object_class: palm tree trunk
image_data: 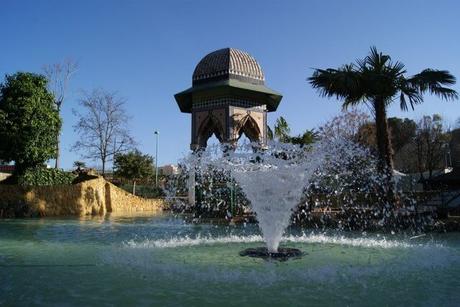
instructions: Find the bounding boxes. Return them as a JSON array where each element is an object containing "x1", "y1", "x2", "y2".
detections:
[
  {"x1": 374, "y1": 99, "x2": 396, "y2": 210},
  {"x1": 374, "y1": 99, "x2": 394, "y2": 174}
]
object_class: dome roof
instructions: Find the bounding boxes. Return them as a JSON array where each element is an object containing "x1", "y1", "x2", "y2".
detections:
[
  {"x1": 175, "y1": 48, "x2": 282, "y2": 114},
  {"x1": 192, "y1": 48, "x2": 265, "y2": 85}
]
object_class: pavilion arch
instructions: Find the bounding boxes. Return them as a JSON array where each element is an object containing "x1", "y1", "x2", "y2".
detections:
[
  {"x1": 196, "y1": 114, "x2": 225, "y2": 149},
  {"x1": 234, "y1": 114, "x2": 262, "y2": 144}
]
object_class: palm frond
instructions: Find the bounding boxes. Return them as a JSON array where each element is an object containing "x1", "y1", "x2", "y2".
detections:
[
  {"x1": 408, "y1": 69, "x2": 458, "y2": 100},
  {"x1": 399, "y1": 92, "x2": 408, "y2": 111},
  {"x1": 386, "y1": 61, "x2": 406, "y2": 77},
  {"x1": 398, "y1": 80, "x2": 423, "y2": 111},
  {"x1": 355, "y1": 58, "x2": 367, "y2": 70},
  {"x1": 309, "y1": 65, "x2": 364, "y2": 104},
  {"x1": 342, "y1": 96, "x2": 366, "y2": 110},
  {"x1": 365, "y1": 46, "x2": 391, "y2": 72},
  {"x1": 429, "y1": 86, "x2": 459, "y2": 100}
]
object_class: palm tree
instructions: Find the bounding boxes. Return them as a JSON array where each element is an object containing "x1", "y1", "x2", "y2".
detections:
[
  {"x1": 309, "y1": 47, "x2": 458, "y2": 176},
  {"x1": 274, "y1": 116, "x2": 291, "y2": 143}
]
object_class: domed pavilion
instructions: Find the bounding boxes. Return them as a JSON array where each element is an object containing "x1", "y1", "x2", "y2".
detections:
[{"x1": 174, "y1": 48, "x2": 282, "y2": 150}]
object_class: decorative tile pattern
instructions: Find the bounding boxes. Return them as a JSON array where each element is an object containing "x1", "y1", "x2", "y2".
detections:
[
  {"x1": 192, "y1": 48, "x2": 265, "y2": 83},
  {"x1": 192, "y1": 97, "x2": 267, "y2": 110}
]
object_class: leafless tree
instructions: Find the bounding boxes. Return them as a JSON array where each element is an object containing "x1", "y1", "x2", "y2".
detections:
[
  {"x1": 43, "y1": 58, "x2": 79, "y2": 168},
  {"x1": 319, "y1": 108, "x2": 371, "y2": 142},
  {"x1": 72, "y1": 89, "x2": 135, "y2": 175},
  {"x1": 413, "y1": 114, "x2": 450, "y2": 180}
]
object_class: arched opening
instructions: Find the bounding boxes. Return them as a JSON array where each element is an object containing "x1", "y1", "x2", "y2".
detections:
[
  {"x1": 196, "y1": 115, "x2": 225, "y2": 149},
  {"x1": 236, "y1": 115, "x2": 261, "y2": 144}
]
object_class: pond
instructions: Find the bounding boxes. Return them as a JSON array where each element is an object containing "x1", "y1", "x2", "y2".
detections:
[{"x1": 1, "y1": 214, "x2": 459, "y2": 306}]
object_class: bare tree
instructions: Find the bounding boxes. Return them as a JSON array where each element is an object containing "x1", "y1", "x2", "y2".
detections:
[
  {"x1": 319, "y1": 109, "x2": 371, "y2": 142},
  {"x1": 43, "y1": 58, "x2": 78, "y2": 168},
  {"x1": 72, "y1": 89, "x2": 135, "y2": 175},
  {"x1": 413, "y1": 114, "x2": 450, "y2": 180}
]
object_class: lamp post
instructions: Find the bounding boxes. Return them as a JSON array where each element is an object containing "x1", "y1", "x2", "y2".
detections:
[{"x1": 154, "y1": 130, "x2": 159, "y2": 187}]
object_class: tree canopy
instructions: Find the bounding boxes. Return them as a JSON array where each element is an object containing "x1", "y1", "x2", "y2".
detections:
[
  {"x1": 273, "y1": 116, "x2": 291, "y2": 143},
  {"x1": 289, "y1": 130, "x2": 319, "y2": 146},
  {"x1": 271, "y1": 116, "x2": 318, "y2": 146},
  {"x1": 114, "y1": 150, "x2": 155, "y2": 182},
  {"x1": 0, "y1": 72, "x2": 61, "y2": 176}
]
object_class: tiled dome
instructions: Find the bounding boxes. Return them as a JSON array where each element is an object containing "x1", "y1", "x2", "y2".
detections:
[{"x1": 192, "y1": 48, "x2": 265, "y2": 85}]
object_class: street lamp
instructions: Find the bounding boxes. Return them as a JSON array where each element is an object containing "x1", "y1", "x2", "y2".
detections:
[{"x1": 154, "y1": 130, "x2": 159, "y2": 187}]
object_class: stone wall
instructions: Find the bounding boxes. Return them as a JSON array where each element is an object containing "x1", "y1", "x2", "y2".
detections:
[{"x1": 0, "y1": 177, "x2": 164, "y2": 218}]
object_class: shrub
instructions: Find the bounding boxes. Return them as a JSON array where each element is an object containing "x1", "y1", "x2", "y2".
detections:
[{"x1": 18, "y1": 167, "x2": 76, "y2": 186}]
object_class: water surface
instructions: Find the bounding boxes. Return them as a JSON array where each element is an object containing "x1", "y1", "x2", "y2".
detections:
[{"x1": 1, "y1": 214, "x2": 459, "y2": 306}]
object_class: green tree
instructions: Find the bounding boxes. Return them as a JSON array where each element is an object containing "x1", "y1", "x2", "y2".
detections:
[
  {"x1": 270, "y1": 116, "x2": 318, "y2": 146},
  {"x1": 309, "y1": 47, "x2": 458, "y2": 176},
  {"x1": 274, "y1": 116, "x2": 291, "y2": 143},
  {"x1": 0, "y1": 72, "x2": 61, "y2": 177},
  {"x1": 113, "y1": 150, "x2": 155, "y2": 195},
  {"x1": 290, "y1": 129, "x2": 319, "y2": 146}
]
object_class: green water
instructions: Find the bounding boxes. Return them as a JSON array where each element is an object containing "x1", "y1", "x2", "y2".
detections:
[{"x1": 1, "y1": 214, "x2": 459, "y2": 306}]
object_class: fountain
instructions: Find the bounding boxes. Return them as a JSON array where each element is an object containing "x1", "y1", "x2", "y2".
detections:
[
  {"x1": 173, "y1": 137, "x2": 417, "y2": 260},
  {"x1": 226, "y1": 143, "x2": 325, "y2": 259},
  {"x1": 3, "y1": 139, "x2": 459, "y2": 306},
  {"x1": 181, "y1": 141, "x2": 337, "y2": 260}
]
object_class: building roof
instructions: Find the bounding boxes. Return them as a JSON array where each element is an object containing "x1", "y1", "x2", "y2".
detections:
[
  {"x1": 175, "y1": 78, "x2": 282, "y2": 113},
  {"x1": 192, "y1": 48, "x2": 265, "y2": 85},
  {"x1": 175, "y1": 48, "x2": 282, "y2": 113}
]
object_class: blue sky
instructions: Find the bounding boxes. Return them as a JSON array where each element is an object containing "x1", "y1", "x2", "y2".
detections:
[{"x1": 1, "y1": 0, "x2": 460, "y2": 169}]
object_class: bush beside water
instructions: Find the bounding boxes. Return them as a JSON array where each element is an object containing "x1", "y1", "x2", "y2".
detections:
[{"x1": 18, "y1": 168, "x2": 76, "y2": 186}]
